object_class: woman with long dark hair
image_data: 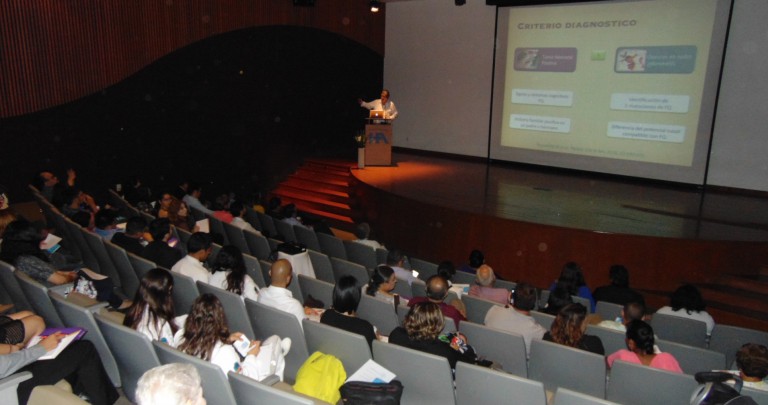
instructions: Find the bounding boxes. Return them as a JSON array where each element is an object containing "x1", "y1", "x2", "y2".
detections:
[
  {"x1": 208, "y1": 245, "x2": 259, "y2": 301},
  {"x1": 123, "y1": 268, "x2": 179, "y2": 343},
  {"x1": 549, "y1": 262, "x2": 595, "y2": 312},
  {"x1": 655, "y1": 284, "x2": 715, "y2": 336},
  {"x1": 544, "y1": 303, "x2": 604, "y2": 355},
  {"x1": 321, "y1": 275, "x2": 377, "y2": 347}
]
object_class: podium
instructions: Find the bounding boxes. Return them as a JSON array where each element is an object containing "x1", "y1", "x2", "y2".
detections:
[{"x1": 364, "y1": 122, "x2": 392, "y2": 166}]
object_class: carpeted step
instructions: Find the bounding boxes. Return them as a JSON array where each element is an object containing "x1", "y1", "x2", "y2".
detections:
[{"x1": 274, "y1": 184, "x2": 351, "y2": 206}]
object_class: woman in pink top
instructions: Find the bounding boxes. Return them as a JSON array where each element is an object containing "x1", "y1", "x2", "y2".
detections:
[{"x1": 607, "y1": 320, "x2": 683, "y2": 373}]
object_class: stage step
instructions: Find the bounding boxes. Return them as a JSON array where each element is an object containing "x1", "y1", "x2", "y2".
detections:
[
  {"x1": 274, "y1": 184, "x2": 351, "y2": 206},
  {"x1": 294, "y1": 168, "x2": 350, "y2": 186},
  {"x1": 282, "y1": 177, "x2": 351, "y2": 197}
]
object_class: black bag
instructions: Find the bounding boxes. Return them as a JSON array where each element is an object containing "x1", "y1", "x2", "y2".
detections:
[
  {"x1": 691, "y1": 372, "x2": 758, "y2": 405},
  {"x1": 340, "y1": 380, "x2": 403, "y2": 405}
]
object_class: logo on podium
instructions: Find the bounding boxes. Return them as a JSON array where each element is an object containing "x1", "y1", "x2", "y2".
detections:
[{"x1": 367, "y1": 132, "x2": 389, "y2": 144}]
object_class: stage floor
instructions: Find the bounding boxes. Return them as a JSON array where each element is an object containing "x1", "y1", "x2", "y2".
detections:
[{"x1": 352, "y1": 152, "x2": 768, "y2": 242}]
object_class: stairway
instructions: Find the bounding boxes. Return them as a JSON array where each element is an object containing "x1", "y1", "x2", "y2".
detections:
[
  {"x1": 694, "y1": 267, "x2": 768, "y2": 331},
  {"x1": 270, "y1": 158, "x2": 359, "y2": 234}
]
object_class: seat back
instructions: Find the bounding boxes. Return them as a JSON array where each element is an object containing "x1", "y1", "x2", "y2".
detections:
[
  {"x1": 152, "y1": 340, "x2": 237, "y2": 405},
  {"x1": 307, "y1": 250, "x2": 335, "y2": 284},
  {"x1": 530, "y1": 310, "x2": 555, "y2": 331},
  {"x1": 586, "y1": 325, "x2": 627, "y2": 356},
  {"x1": 410, "y1": 257, "x2": 438, "y2": 281},
  {"x1": 357, "y1": 294, "x2": 401, "y2": 336},
  {"x1": 0, "y1": 371, "x2": 33, "y2": 405},
  {"x1": 595, "y1": 301, "x2": 623, "y2": 322},
  {"x1": 528, "y1": 339, "x2": 606, "y2": 398},
  {"x1": 343, "y1": 240, "x2": 378, "y2": 270},
  {"x1": 330, "y1": 257, "x2": 369, "y2": 286},
  {"x1": 317, "y1": 232, "x2": 347, "y2": 260},
  {"x1": 242, "y1": 253, "x2": 267, "y2": 288},
  {"x1": 463, "y1": 295, "x2": 502, "y2": 324},
  {"x1": 294, "y1": 226, "x2": 321, "y2": 252},
  {"x1": 742, "y1": 386, "x2": 768, "y2": 405},
  {"x1": 571, "y1": 295, "x2": 592, "y2": 313},
  {"x1": 302, "y1": 319, "x2": 372, "y2": 374},
  {"x1": 227, "y1": 371, "x2": 313, "y2": 405},
  {"x1": 452, "y1": 271, "x2": 476, "y2": 284},
  {"x1": 495, "y1": 279, "x2": 517, "y2": 292},
  {"x1": 651, "y1": 312, "x2": 708, "y2": 348},
  {"x1": 255, "y1": 212, "x2": 278, "y2": 239},
  {"x1": 243, "y1": 207, "x2": 262, "y2": 231},
  {"x1": 196, "y1": 282, "x2": 254, "y2": 339},
  {"x1": 0, "y1": 261, "x2": 32, "y2": 311},
  {"x1": 127, "y1": 252, "x2": 157, "y2": 280},
  {"x1": 375, "y1": 248, "x2": 388, "y2": 267},
  {"x1": 49, "y1": 294, "x2": 121, "y2": 386},
  {"x1": 168, "y1": 271, "x2": 200, "y2": 316},
  {"x1": 259, "y1": 260, "x2": 273, "y2": 289},
  {"x1": 606, "y1": 359, "x2": 697, "y2": 405},
  {"x1": 455, "y1": 362, "x2": 546, "y2": 405},
  {"x1": 459, "y1": 321, "x2": 528, "y2": 377},
  {"x1": 372, "y1": 340, "x2": 455, "y2": 405},
  {"x1": 656, "y1": 338, "x2": 726, "y2": 374},
  {"x1": 244, "y1": 229, "x2": 273, "y2": 261},
  {"x1": 14, "y1": 271, "x2": 64, "y2": 327},
  {"x1": 390, "y1": 276, "x2": 412, "y2": 298},
  {"x1": 95, "y1": 313, "x2": 161, "y2": 403},
  {"x1": 709, "y1": 324, "x2": 768, "y2": 367},
  {"x1": 222, "y1": 222, "x2": 250, "y2": 255},
  {"x1": 104, "y1": 241, "x2": 141, "y2": 299},
  {"x1": 273, "y1": 219, "x2": 297, "y2": 243},
  {"x1": 297, "y1": 275, "x2": 333, "y2": 309},
  {"x1": 554, "y1": 387, "x2": 619, "y2": 405},
  {"x1": 81, "y1": 229, "x2": 123, "y2": 290},
  {"x1": 64, "y1": 217, "x2": 100, "y2": 272},
  {"x1": 245, "y1": 299, "x2": 309, "y2": 382},
  {"x1": 207, "y1": 215, "x2": 229, "y2": 245},
  {"x1": 176, "y1": 227, "x2": 193, "y2": 248}
]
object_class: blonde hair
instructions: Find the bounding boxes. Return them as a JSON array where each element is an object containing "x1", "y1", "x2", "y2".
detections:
[{"x1": 403, "y1": 302, "x2": 444, "y2": 341}]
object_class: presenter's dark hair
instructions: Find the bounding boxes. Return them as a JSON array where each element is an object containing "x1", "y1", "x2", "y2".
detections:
[{"x1": 333, "y1": 275, "x2": 362, "y2": 314}]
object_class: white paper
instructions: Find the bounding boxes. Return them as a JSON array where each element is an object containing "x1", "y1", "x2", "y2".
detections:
[
  {"x1": 196, "y1": 218, "x2": 210, "y2": 233},
  {"x1": 39, "y1": 233, "x2": 62, "y2": 251},
  {"x1": 27, "y1": 331, "x2": 80, "y2": 360},
  {"x1": 346, "y1": 359, "x2": 396, "y2": 383}
]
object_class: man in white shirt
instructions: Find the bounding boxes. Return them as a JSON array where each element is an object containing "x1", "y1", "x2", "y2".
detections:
[
  {"x1": 387, "y1": 249, "x2": 417, "y2": 286},
  {"x1": 182, "y1": 182, "x2": 214, "y2": 216},
  {"x1": 228, "y1": 201, "x2": 261, "y2": 235},
  {"x1": 484, "y1": 283, "x2": 546, "y2": 357},
  {"x1": 171, "y1": 232, "x2": 212, "y2": 284},
  {"x1": 257, "y1": 259, "x2": 308, "y2": 327},
  {"x1": 352, "y1": 222, "x2": 384, "y2": 251},
  {"x1": 358, "y1": 89, "x2": 398, "y2": 120}
]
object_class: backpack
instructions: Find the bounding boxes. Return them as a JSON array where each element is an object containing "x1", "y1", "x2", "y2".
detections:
[
  {"x1": 293, "y1": 351, "x2": 347, "y2": 404},
  {"x1": 691, "y1": 372, "x2": 758, "y2": 405}
]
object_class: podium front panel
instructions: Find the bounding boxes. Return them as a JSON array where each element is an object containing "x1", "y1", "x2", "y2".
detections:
[{"x1": 365, "y1": 124, "x2": 392, "y2": 166}]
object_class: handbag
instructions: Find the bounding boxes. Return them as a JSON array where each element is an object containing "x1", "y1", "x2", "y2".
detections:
[{"x1": 340, "y1": 380, "x2": 403, "y2": 405}]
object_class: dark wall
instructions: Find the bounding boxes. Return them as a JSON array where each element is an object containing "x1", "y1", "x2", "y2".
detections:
[{"x1": 2, "y1": 26, "x2": 383, "y2": 203}]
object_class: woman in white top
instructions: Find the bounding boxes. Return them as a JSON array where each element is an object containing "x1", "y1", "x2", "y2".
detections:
[
  {"x1": 655, "y1": 284, "x2": 715, "y2": 335},
  {"x1": 173, "y1": 294, "x2": 290, "y2": 381},
  {"x1": 123, "y1": 268, "x2": 181, "y2": 343},
  {"x1": 208, "y1": 245, "x2": 259, "y2": 301}
]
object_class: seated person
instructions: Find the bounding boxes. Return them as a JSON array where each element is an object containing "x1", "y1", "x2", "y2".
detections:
[
  {"x1": 228, "y1": 201, "x2": 261, "y2": 235},
  {"x1": 321, "y1": 275, "x2": 377, "y2": 347},
  {"x1": 365, "y1": 265, "x2": 408, "y2": 305},
  {"x1": 436, "y1": 261, "x2": 456, "y2": 287},
  {"x1": 592, "y1": 264, "x2": 644, "y2": 306},
  {"x1": 257, "y1": 259, "x2": 312, "y2": 328},
  {"x1": 549, "y1": 262, "x2": 595, "y2": 312},
  {"x1": 730, "y1": 343, "x2": 768, "y2": 391},
  {"x1": 208, "y1": 245, "x2": 259, "y2": 301},
  {"x1": 167, "y1": 198, "x2": 196, "y2": 233},
  {"x1": 122, "y1": 175, "x2": 153, "y2": 209},
  {"x1": 171, "y1": 232, "x2": 212, "y2": 285},
  {"x1": 386, "y1": 249, "x2": 418, "y2": 286},
  {"x1": 59, "y1": 187, "x2": 98, "y2": 220},
  {"x1": 0, "y1": 311, "x2": 44, "y2": 348},
  {"x1": 544, "y1": 303, "x2": 604, "y2": 355},
  {"x1": 543, "y1": 285, "x2": 573, "y2": 316},
  {"x1": 654, "y1": 284, "x2": 715, "y2": 336},
  {"x1": 408, "y1": 275, "x2": 466, "y2": 329},
  {"x1": 457, "y1": 249, "x2": 484, "y2": 275},
  {"x1": 154, "y1": 192, "x2": 174, "y2": 219},
  {"x1": 352, "y1": 222, "x2": 384, "y2": 251},
  {"x1": 281, "y1": 203, "x2": 307, "y2": 229},
  {"x1": 123, "y1": 268, "x2": 181, "y2": 343},
  {"x1": 93, "y1": 209, "x2": 121, "y2": 241},
  {"x1": 142, "y1": 218, "x2": 184, "y2": 270},
  {"x1": 468, "y1": 264, "x2": 509, "y2": 305},
  {"x1": 136, "y1": 363, "x2": 205, "y2": 405},
  {"x1": 484, "y1": 283, "x2": 546, "y2": 357},
  {"x1": 607, "y1": 320, "x2": 683, "y2": 373},
  {"x1": 182, "y1": 183, "x2": 214, "y2": 216},
  {"x1": 111, "y1": 216, "x2": 147, "y2": 256}
]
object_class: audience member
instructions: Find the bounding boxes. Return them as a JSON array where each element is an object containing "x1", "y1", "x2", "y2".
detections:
[
  {"x1": 543, "y1": 285, "x2": 573, "y2": 315},
  {"x1": 0, "y1": 184, "x2": 9, "y2": 211},
  {"x1": 592, "y1": 264, "x2": 644, "y2": 306},
  {"x1": 211, "y1": 195, "x2": 234, "y2": 224},
  {"x1": 135, "y1": 363, "x2": 205, "y2": 405},
  {"x1": 544, "y1": 303, "x2": 605, "y2": 355},
  {"x1": 606, "y1": 320, "x2": 682, "y2": 373},
  {"x1": 458, "y1": 249, "x2": 484, "y2": 275},
  {"x1": 228, "y1": 201, "x2": 260, "y2": 235},
  {"x1": 597, "y1": 301, "x2": 647, "y2": 332},
  {"x1": 142, "y1": 218, "x2": 184, "y2": 270},
  {"x1": 654, "y1": 284, "x2": 715, "y2": 336},
  {"x1": 93, "y1": 209, "x2": 121, "y2": 241},
  {"x1": 182, "y1": 182, "x2": 214, "y2": 216},
  {"x1": 123, "y1": 268, "x2": 180, "y2": 342},
  {"x1": 171, "y1": 232, "x2": 212, "y2": 284},
  {"x1": 33, "y1": 169, "x2": 76, "y2": 208},
  {"x1": 731, "y1": 343, "x2": 768, "y2": 391},
  {"x1": 321, "y1": 275, "x2": 377, "y2": 347},
  {"x1": 386, "y1": 249, "x2": 418, "y2": 286},
  {"x1": 174, "y1": 294, "x2": 290, "y2": 382},
  {"x1": 436, "y1": 260, "x2": 456, "y2": 286},
  {"x1": 550, "y1": 262, "x2": 595, "y2": 312},
  {"x1": 60, "y1": 187, "x2": 98, "y2": 219},
  {"x1": 281, "y1": 203, "x2": 307, "y2": 229},
  {"x1": 208, "y1": 245, "x2": 259, "y2": 301},
  {"x1": 168, "y1": 198, "x2": 196, "y2": 232},
  {"x1": 111, "y1": 216, "x2": 147, "y2": 256},
  {"x1": 408, "y1": 275, "x2": 466, "y2": 328},
  {"x1": 155, "y1": 192, "x2": 175, "y2": 219},
  {"x1": 122, "y1": 175, "x2": 153, "y2": 209},
  {"x1": 485, "y1": 282, "x2": 546, "y2": 356},
  {"x1": 257, "y1": 259, "x2": 309, "y2": 327},
  {"x1": 172, "y1": 181, "x2": 189, "y2": 200},
  {"x1": 352, "y1": 222, "x2": 384, "y2": 251},
  {"x1": 365, "y1": 265, "x2": 408, "y2": 305},
  {"x1": 468, "y1": 264, "x2": 510, "y2": 305}
]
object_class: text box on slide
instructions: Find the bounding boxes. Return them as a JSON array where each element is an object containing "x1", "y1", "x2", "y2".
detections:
[
  {"x1": 607, "y1": 121, "x2": 685, "y2": 143},
  {"x1": 615, "y1": 46, "x2": 697, "y2": 74},
  {"x1": 510, "y1": 114, "x2": 571, "y2": 133},
  {"x1": 610, "y1": 93, "x2": 690, "y2": 113},
  {"x1": 512, "y1": 89, "x2": 574, "y2": 107},
  {"x1": 514, "y1": 48, "x2": 577, "y2": 72}
]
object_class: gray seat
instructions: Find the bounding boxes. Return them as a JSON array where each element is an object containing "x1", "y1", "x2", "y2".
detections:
[
  {"x1": 443, "y1": 317, "x2": 457, "y2": 334},
  {"x1": 357, "y1": 294, "x2": 403, "y2": 337},
  {"x1": 227, "y1": 371, "x2": 314, "y2": 405},
  {"x1": 255, "y1": 212, "x2": 278, "y2": 239},
  {"x1": 307, "y1": 250, "x2": 335, "y2": 284},
  {"x1": 390, "y1": 276, "x2": 412, "y2": 298},
  {"x1": 530, "y1": 310, "x2": 555, "y2": 331},
  {"x1": 0, "y1": 260, "x2": 32, "y2": 311},
  {"x1": 656, "y1": 338, "x2": 726, "y2": 374},
  {"x1": 245, "y1": 299, "x2": 309, "y2": 383},
  {"x1": 127, "y1": 252, "x2": 157, "y2": 280},
  {"x1": 742, "y1": 386, "x2": 768, "y2": 405},
  {"x1": 709, "y1": 324, "x2": 768, "y2": 367},
  {"x1": 302, "y1": 319, "x2": 372, "y2": 374},
  {"x1": 343, "y1": 240, "x2": 378, "y2": 270},
  {"x1": 554, "y1": 387, "x2": 619, "y2": 405},
  {"x1": 330, "y1": 257, "x2": 369, "y2": 286},
  {"x1": 459, "y1": 321, "x2": 528, "y2": 377},
  {"x1": 294, "y1": 226, "x2": 321, "y2": 252},
  {"x1": 452, "y1": 271, "x2": 476, "y2": 285},
  {"x1": 207, "y1": 215, "x2": 229, "y2": 245},
  {"x1": 297, "y1": 274, "x2": 333, "y2": 308},
  {"x1": 0, "y1": 371, "x2": 33, "y2": 405},
  {"x1": 259, "y1": 260, "x2": 273, "y2": 289},
  {"x1": 152, "y1": 340, "x2": 237, "y2": 405},
  {"x1": 49, "y1": 294, "x2": 121, "y2": 387},
  {"x1": 572, "y1": 295, "x2": 592, "y2": 313},
  {"x1": 80, "y1": 229, "x2": 124, "y2": 293},
  {"x1": 537, "y1": 289, "x2": 550, "y2": 311},
  {"x1": 242, "y1": 253, "x2": 267, "y2": 288},
  {"x1": 455, "y1": 362, "x2": 546, "y2": 405},
  {"x1": 375, "y1": 248, "x2": 388, "y2": 267},
  {"x1": 243, "y1": 207, "x2": 263, "y2": 232},
  {"x1": 176, "y1": 227, "x2": 193, "y2": 248},
  {"x1": 528, "y1": 339, "x2": 606, "y2": 398},
  {"x1": 463, "y1": 295, "x2": 502, "y2": 324},
  {"x1": 651, "y1": 312, "x2": 708, "y2": 348},
  {"x1": 104, "y1": 240, "x2": 140, "y2": 299},
  {"x1": 410, "y1": 257, "x2": 437, "y2": 281},
  {"x1": 606, "y1": 359, "x2": 697, "y2": 405},
  {"x1": 14, "y1": 271, "x2": 65, "y2": 327},
  {"x1": 244, "y1": 229, "x2": 273, "y2": 261},
  {"x1": 372, "y1": 339, "x2": 455, "y2": 405},
  {"x1": 64, "y1": 217, "x2": 100, "y2": 272},
  {"x1": 495, "y1": 279, "x2": 517, "y2": 292},
  {"x1": 196, "y1": 281, "x2": 255, "y2": 339},
  {"x1": 95, "y1": 313, "x2": 161, "y2": 404},
  {"x1": 317, "y1": 232, "x2": 347, "y2": 260},
  {"x1": 586, "y1": 324, "x2": 627, "y2": 356},
  {"x1": 206, "y1": 243, "x2": 222, "y2": 268},
  {"x1": 168, "y1": 270, "x2": 200, "y2": 316},
  {"x1": 595, "y1": 301, "x2": 623, "y2": 322},
  {"x1": 273, "y1": 219, "x2": 297, "y2": 243},
  {"x1": 222, "y1": 221, "x2": 250, "y2": 255}
]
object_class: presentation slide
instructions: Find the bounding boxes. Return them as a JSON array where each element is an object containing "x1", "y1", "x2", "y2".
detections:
[{"x1": 491, "y1": 0, "x2": 731, "y2": 184}]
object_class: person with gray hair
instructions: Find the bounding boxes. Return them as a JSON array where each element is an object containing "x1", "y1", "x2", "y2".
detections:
[
  {"x1": 136, "y1": 363, "x2": 206, "y2": 405},
  {"x1": 468, "y1": 264, "x2": 510, "y2": 305}
]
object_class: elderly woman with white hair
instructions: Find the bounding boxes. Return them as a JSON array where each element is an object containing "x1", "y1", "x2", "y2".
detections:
[{"x1": 136, "y1": 363, "x2": 205, "y2": 405}]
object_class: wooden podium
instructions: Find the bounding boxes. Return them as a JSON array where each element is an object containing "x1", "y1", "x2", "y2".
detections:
[{"x1": 364, "y1": 123, "x2": 392, "y2": 166}]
